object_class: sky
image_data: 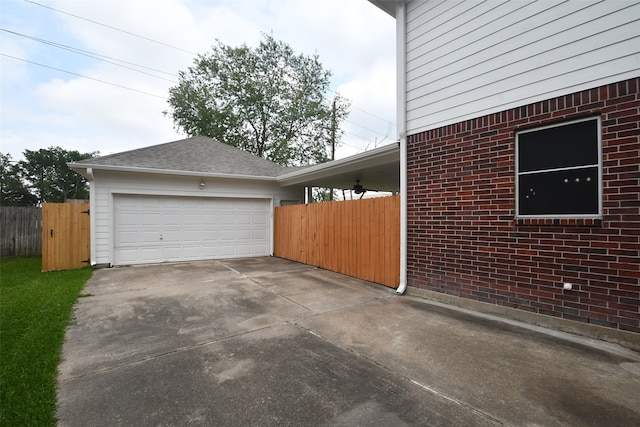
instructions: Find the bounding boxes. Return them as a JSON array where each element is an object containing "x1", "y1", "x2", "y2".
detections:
[{"x1": 0, "y1": 0, "x2": 397, "y2": 164}]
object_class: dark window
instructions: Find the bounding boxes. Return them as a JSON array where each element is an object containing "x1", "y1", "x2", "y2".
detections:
[{"x1": 516, "y1": 117, "x2": 601, "y2": 217}]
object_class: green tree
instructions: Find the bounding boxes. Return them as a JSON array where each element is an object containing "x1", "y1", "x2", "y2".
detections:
[
  {"x1": 165, "y1": 34, "x2": 349, "y2": 166},
  {"x1": 18, "y1": 147, "x2": 96, "y2": 204},
  {"x1": 0, "y1": 153, "x2": 38, "y2": 206},
  {"x1": 312, "y1": 188, "x2": 339, "y2": 203}
]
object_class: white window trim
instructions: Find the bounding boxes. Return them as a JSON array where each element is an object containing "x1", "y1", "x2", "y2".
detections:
[{"x1": 515, "y1": 116, "x2": 602, "y2": 220}]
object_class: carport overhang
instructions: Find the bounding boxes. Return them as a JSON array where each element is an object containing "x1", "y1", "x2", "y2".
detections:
[
  {"x1": 277, "y1": 143, "x2": 400, "y2": 193},
  {"x1": 368, "y1": 0, "x2": 399, "y2": 17}
]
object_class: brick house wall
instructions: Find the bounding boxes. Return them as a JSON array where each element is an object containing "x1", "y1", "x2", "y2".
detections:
[{"x1": 406, "y1": 77, "x2": 639, "y2": 333}]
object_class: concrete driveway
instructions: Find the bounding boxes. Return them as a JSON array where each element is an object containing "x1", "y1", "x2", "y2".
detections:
[{"x1": 57, "y1": 257, "x2": 640, "y2": 426}]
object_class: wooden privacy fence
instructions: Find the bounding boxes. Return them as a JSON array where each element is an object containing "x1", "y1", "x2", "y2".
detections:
[
  {"x1": 274, "y1": 196, "x2": 400, "y2": 288},
  {"x1": 0, "y1": 206, "x2": 42, "y2": 258},
  {"x1": 42, "y1": 202, "x2": 90, "y2": 272}
]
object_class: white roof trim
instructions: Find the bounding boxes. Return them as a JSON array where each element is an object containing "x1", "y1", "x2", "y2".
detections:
[
  {"x1": 368, "y1": 0, "x2": 400, "y2": 18},
  {"x1": 68, "y1": 163, "x2": 278, "y2": 182},
  {"x1": 277, "y1": 143, "x2": 399, "y2": 188}
]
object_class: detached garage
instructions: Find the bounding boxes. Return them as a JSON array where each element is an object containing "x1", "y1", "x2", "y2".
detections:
[{"x1": 69, "y1": 136, "x2": 304, "y2": 267}]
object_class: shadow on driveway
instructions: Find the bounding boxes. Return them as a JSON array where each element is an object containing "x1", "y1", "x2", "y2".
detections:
[{"x1": 57, "y1": 257, "x2": 640, "y2": 426}]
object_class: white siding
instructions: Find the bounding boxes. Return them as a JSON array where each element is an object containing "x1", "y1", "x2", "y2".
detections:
[
  {"x1": 404, "y1": 0, "x2": 640, "y2": 134},
  {"x1": 89, "y1": 171, "x2": 303, "y2": 266}
]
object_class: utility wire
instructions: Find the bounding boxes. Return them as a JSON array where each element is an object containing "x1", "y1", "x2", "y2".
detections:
[
  {"x1": 1, "y1": 29, "x2": 177, "y2": 76},
  {"x1": 25, "y1": 0, "x2": 393, "y2": 129},
  {"x1": 1, "y1": 29, "x2": 179, "y2": 83},
  {"x1": 351, "y1": 104, "x2": 396, "y2": 126},
  {"x1": 342, "y1": 130, "x2": 382, "y2": 145},
  {"x1": 332, "y1": 121, "x2": 385, "y2": 147},
  {"x1": 2, "y1": 53, "x2": 380, "y2": 146},
  {"x1": 331, "y1": 86, "x2": 396, "y2": 128},
  {"x1": 20, "y1": 0, "x2": 394, "y2": 138},
  {"x1": 342, "y1": 130, "x2": 384, "y2": 148},
  {"x1": 3, "y1": 51, "x2": 385, "y2": 148},
  {"x1": 23, "y1": 0, "x2": 196, "y2": 55},
  {"x1": 344, "y1": 117, "x2": 392, "y2": 138},
  {"x1": 1, "y1": 53, "x2": 167, "y2": 99}
]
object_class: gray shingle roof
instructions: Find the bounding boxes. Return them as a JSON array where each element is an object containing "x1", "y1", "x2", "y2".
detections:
[{"x1": 73, "y1": 136, "x2": 293, "y2": 177}]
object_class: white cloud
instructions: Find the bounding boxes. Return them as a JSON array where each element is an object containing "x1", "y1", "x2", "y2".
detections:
[{"x1": 0, "y1": 0, "x2": 396, "y2": 161}]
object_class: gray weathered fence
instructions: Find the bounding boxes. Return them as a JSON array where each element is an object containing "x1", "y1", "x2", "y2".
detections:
[{"x1": 0, "y1": 206, "x2": 42, "y2": 258}]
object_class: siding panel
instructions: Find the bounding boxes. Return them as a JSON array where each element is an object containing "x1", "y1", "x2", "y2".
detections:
[
  {"x1": 405, "y1": 0, "x2": 640, "y2": 134},
  {"x1": 407, "y1": 0, "x2": 468, "y2": 43},
  {"x1": 407, "y1": 55, "x2": 639, "y2": 129},
  {"x1": 409, "y1": 36, "x2": 639, "y2": 109},
  {"x1": 407, "y1": 3, "x2": 638, "y2": 86},
  {"x1": 407, "y1": 1, "x2": 582, "y2": 74}
]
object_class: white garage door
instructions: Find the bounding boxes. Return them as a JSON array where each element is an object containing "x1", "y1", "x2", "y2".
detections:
[{"x1": 114, "y1": 195, "x2": 270, "y2": 265}]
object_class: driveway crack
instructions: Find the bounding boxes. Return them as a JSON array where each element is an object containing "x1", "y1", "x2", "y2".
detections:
[{"x1": 289, "y1": 321, "x2": 505, "y2": 426}]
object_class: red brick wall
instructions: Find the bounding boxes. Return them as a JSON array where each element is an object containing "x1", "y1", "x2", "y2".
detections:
[{"x1": 406, "y1": 77, "x2": 640, "y2": 333}]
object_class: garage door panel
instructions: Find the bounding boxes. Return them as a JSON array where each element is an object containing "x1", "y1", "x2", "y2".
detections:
[
  {"x1": 199, "y1": 246, "x2": 219, "y2": 257},
  {"x1": 237, "y1": 229, "x2": 252, "y2": 240},
  {"x1": 218, "y1": 245, "x2": 236, "y2": 257},
  {"x1": 183, "y1": 218, "x2": 200, "y2": 228},
  {"x1": 236, "y1": 245, "x2": 252, "y2": 256},
  {"x1": 118, "y1": 212, "x2": 140, "y2": 223},
  {"x1": 162, "y1": 230, "x2": 183, "y2": 243},
  {"x1": 253, "y1": 242, "x2": 268, "y2": 252},
  {"x1": 182, "y1": 230, "x2": 203, "y2": 241},
  {"x1": 140, "y1": 231, "x2": 162, "y2": 244},
  {"x1": 219, "y1": 229, "x2": 236, "y2": 240},
  {"x1": 141, "y1": 248, "x2": 163, "y2": 262},
  {"x1": 118, "y1": 247, "x2": 163, "y2": 265},
  {"x1": 253, "y1": 229, "x2": 267, "y2": 240},
  {"x1": 200, "y1": 231, "x2": 218, "y2": 240},
  {"x1": 237, "y1": 213, "x2": 251, "y2": 223},
  {"x1": 164, "y1": 214, "x2": 183, "y2": 225},
  {"x1": 164, "y1": 246, "x2": 193, "y2": 260},
  {"x1": 117, "y1": 231, "x2": 141, "y2": 245},
  {"x1": 219, "y1": 214, "x2": 235, "y2": 225},
  {"x1": 114, "y1": 195, "x2": 270, "y2": 265}
]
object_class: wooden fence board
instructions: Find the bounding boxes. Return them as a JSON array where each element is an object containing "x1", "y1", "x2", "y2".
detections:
[
  {"x1": 42, "y1": 202, "x2": 90, "y2": 272},
  {"x1": 0, "y1": 206, "x2": 42, "y2": 258},
  {"x1": 274, "y1": 196, "x2": 400, "y2": 288}
]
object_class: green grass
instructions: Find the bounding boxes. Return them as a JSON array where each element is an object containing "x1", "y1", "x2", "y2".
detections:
[{"x1": 0, "y1": 257, "x2": 92, "y2": 426}]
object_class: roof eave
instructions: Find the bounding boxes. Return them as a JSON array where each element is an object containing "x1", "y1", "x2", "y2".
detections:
[
  {"x1": 67, "y1": 163, "x2": 278, "y2": 182},
  {"x1": 368, "y1": 0, "x2": 399, "y2": 18},
  {"x1": 277, "y1": 143, "x2": 399, "y2": 187}
]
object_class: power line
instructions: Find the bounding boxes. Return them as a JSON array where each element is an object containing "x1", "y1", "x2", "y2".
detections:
[
  {"x1": 23, "y1": 0, "x2": 196, "y2": 56},
  {"x1": 341, "y1": 130, "x2": 385, "y2": 150},
  {"x1": 331, "y1": 87, "x2": 396, "y2": 128},
  {"x1": 351, "y1": 104, "x2": 396, "y2": 126},
  {"x1": 1, "y1": 28, "x2": 179, "y2": 83},
  {"x1": 3, "y1": 51, "x2": 384, "y2": 156},
  {"x1": 344, "y1": 117, "x2": 393, "y2": 138},
  {"x1": 1, "y1": 29, "x2": 177, "y2": 77},
  {"x1": 1, "y1": 53, "x2": 167, "y2": 99},
  {"x1": 22, "y1": 0, "x2": 395, "y2": 133},
  {"x1": 2, "y1": 50, "x2": 388, "y2": 146},
  {"x1": 2, "y1": 53, "x2": 382, "y2": 146}
]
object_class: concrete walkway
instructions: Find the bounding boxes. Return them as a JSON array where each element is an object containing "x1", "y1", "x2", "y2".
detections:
[{"x1": 57, "y1": 257, "x2": 640, "y2": 426}]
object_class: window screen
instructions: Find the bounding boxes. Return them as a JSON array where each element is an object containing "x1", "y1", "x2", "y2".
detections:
[{"x1": 516, "y1": 117, "x2": 601, "y2": 218}]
